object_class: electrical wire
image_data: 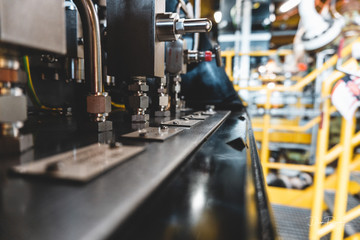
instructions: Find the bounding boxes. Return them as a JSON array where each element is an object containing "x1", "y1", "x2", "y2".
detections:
[
  {"x1": 111, "y1": 101, "x2": 126, "y2": 110},
  {"x1": 23, "y1": 56, "x2": 63, "y2": 111},
  {"x1": 25, "y1": 56, "x2": 125, "y2": 111}
]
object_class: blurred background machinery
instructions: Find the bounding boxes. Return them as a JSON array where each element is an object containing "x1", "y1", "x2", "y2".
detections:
[{"x1": 216, "y1": 0, "x2": 360, "y2": 239}]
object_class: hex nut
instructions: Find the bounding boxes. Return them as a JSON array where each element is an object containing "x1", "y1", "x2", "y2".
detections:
[
  {"x1": 155, "y1": 110, "x2": 170, "y2": 117},
  {"x1": 128, "y1": 84, "x2": 149, "y2": 92},
  {"x1": 0, "y1": 69, "x2": 19, "y2": 82},
  {"x1": 129, "y1": 95, "x2": 149, "y2": 109},
  {"x1": 83, "y1": 120, "x2": 113, "y2": 132},
  {"x1": 157, "y1": 88, "x2": 167, "y2": 94},
  {"x1": 158, "y1": 77, "x2": 167, "y2": 85},
  {"x1": 175, "y1": 99, "x2": 181, "y2": 106},
  {"x1": 131, "y1": 114, "x2": 150, "y2": 122},
  {"x1": 159, "y1": 95, "x2": 169, "y2": 106},
  {"x1": 87, "y1": 94, "x2": 111, "y2": 114},
  {"x1": 173, "y1": 84, "x2": 181, "y2": 93}
]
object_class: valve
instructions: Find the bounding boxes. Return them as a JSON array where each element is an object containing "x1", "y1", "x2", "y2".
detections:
[{"x1": 184, "y1": 44, "x2": 222, "y2": 67}]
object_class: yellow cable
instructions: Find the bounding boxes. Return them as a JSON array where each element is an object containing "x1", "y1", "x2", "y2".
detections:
[
  {"x1": 111, "y1": 102, "x2": 126, "y2": 109},
  {"x1": 24, "y1": 56, "x2": 63, "y2": 111}
]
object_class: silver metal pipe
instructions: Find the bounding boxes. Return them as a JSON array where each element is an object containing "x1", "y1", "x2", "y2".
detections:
[
  {"x1": 193, "y1": 0, "x2": 201, "y2": 50},
  {"x1": 239, "y1": 0, "x2": 252, "y2": 82},
  {"x1": 180, "y1": 19, "x2": 212, "y2": 33},
  {"x1": 73, "y1": 0, "x2": 103, "y2": 94},
  {"x1": 156, "y1": 14, "x2": 211, "y2": 41},
  {"x1": 232, "y1": 0, "x2": 242, "y2": 84}
]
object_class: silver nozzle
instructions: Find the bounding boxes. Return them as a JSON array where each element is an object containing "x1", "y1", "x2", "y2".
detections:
[{"x1": 176, "y1": 18, "x2": 212, "y2": 34}]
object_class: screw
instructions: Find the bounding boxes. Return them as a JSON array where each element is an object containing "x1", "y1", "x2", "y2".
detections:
[
  {"x1": 46, "y1": 162, "x2": 64, "y2": 172},
  {"x1": 138, "y1": 129, "x2": 147, "y2": 137},
  {"x1": 160, "y1": 125, "x2": 168, "y2": 130},
  {"x1": 109, "y1": 141, "x2": 123, "y2": 149}
]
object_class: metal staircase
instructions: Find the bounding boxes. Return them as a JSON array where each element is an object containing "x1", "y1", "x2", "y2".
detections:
[{"x1": 324, "y1": 191, "x2": 360, "y2": 237}]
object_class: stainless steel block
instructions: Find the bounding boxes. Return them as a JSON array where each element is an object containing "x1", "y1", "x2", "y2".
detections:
[
  {"x1": 159, "y1": 95, "x2": 169, "y2": 106},
  {"x1": 0, "y1": 0, "x2": 66, "y2": 54},
  {"x1": 0, "y1": 95, "x2": 26, "y2": 122}
]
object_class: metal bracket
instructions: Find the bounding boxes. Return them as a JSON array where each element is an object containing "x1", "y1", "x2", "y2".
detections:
[
  {"x1": 121, "y1": 126, "x2": 184, "y2": 141},
  {"x1": 12, "y1": 143, "x2": 145, "y2": 182},
  {"x1": 195, "y1": 110, "x2": 216, "y2": 116},
  {"x1": 161, "y1": 118, "x2": 201, "y2": 127},
  {"x1": 181, "y1": 113, "x2": 209, "y2": 120}
]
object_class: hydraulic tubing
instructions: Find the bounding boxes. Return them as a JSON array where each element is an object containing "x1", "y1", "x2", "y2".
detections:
[{"x1": 73, "y1": 0, "x2": 103, "y2": 94}]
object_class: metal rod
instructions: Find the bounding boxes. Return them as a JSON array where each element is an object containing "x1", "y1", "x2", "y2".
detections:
[
  {"x1": 232, "y1": 0, "x2": 242, "y2": 84},
  {"x1": 181, "y1": 19, "x2": 212, "y2": 33},
  {"x1": 73, "y1": 0, "x2": 103, "y2": 94},
  {"x1": 193, "y1": 0, "x2": 201, "y2": 50},
  {"x1": 239, "y1": 0, "x2": 252, "y2": 83}
]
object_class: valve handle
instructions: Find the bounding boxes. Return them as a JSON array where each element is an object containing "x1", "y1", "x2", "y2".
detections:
[{"x1": 213, "y1": 45, "x2": 222, "y2": 67}]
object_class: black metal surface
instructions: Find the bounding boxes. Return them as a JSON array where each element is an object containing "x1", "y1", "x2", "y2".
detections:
[
  {"x1": 106, "y1": 0, "x2": 164, "y2": 78},
  {"x1": 0, "y1": 111, "x2": 231, "y2": 240},
  {"x1": 248, "y1": 125, "x2": 277, "y2": 240},
  {"x1": 109, "y1": 111, "x2": 276, "y2": 240},
  {"x1": 0, "y1": 110, "x2": 275, "y2": 240},
  {"x1": 66, "y1": 6, "x2": 78, "y2": 58}
]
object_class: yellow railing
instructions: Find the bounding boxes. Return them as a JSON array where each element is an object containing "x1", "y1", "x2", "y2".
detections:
[
  {"x1": 225, "y1": 38, "x2": 360, "y2": 239},
  {"x1": 309, "y1": 56, "x2": 360, "y2": 240},
  {"x1": 236, "y1": 40, "x2": 358, "y2": 176},
  {"x1": 221, "y1": 49, "x2": 293, "y2": 81}
]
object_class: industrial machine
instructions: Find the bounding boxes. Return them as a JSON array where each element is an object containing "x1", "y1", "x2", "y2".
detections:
[{"x1": 0, "y1": 0, "x2": 275, "y2": 240}]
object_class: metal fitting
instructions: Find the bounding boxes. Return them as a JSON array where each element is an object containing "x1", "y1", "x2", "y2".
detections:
[
  {"x1": 131, "y1": 114, "x2": 150, "y2": 122},
  {"x1": 129, "y1": 95, "x2": 149, "y2": 110},
  {"x1": 156, "y1": 13, "x2": 212, "y2": 42},
  {"x1": 129, "y1": 76, "x2": 149, "y2": 121},
  {"x1": 86, "y1": 92, "x2": 111, "y2": 115},
  {"x1": 70, "y1": 58, "x2": 85, "y2": 83},
  {"x1": 159, "y1": 95, "x2": 169, "y2": 107},
  {"x1": 72, "y1": 0, "x2": 103, "y2": 94},
  {"x1": 128, "y1": 84, "x2": 149, "y2": 92},
  {"x1": 0, "y1": 56, "x2": 20, "y2": 83}
]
